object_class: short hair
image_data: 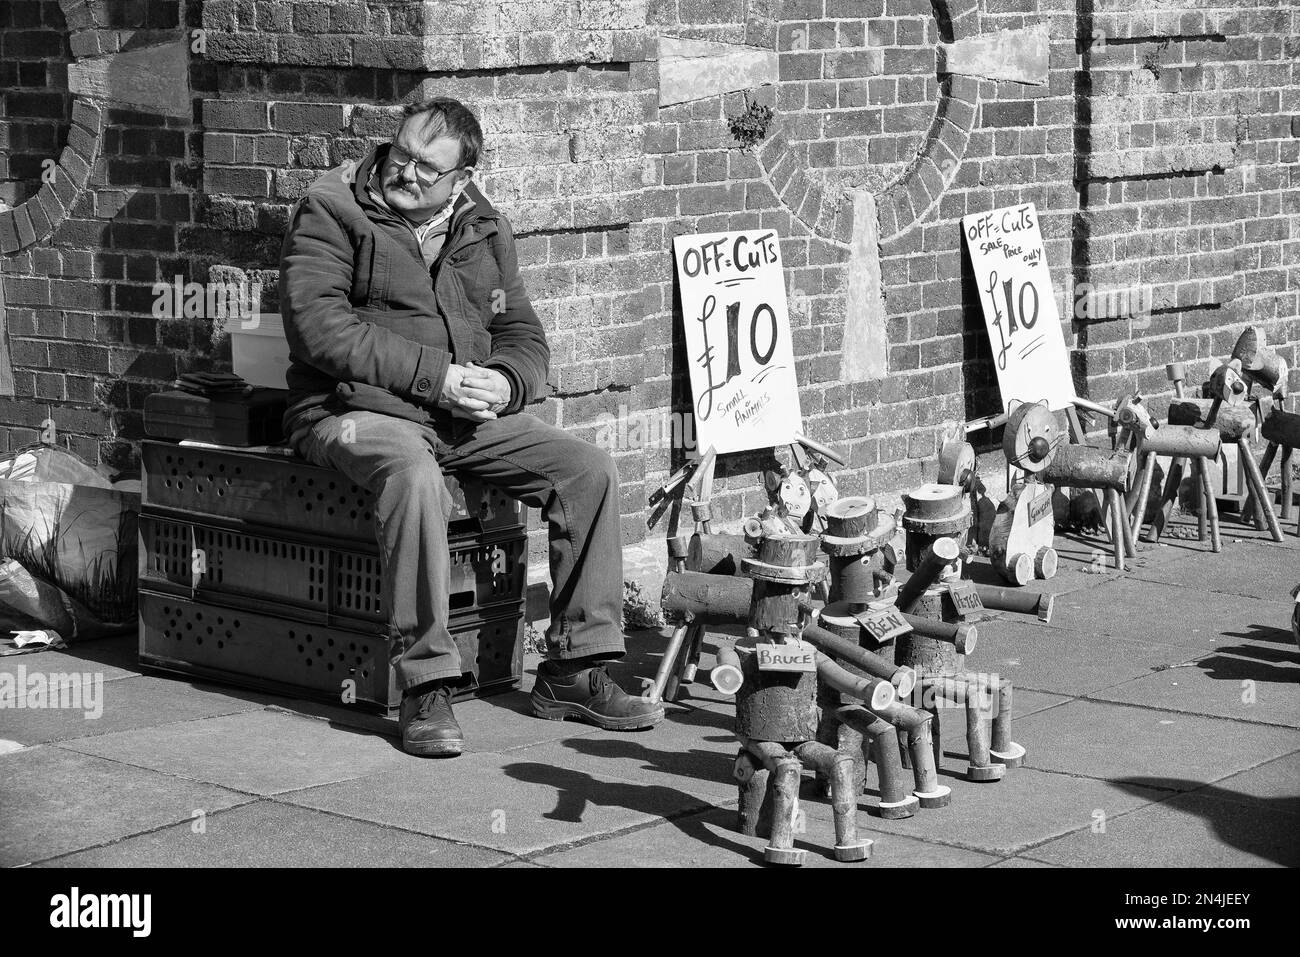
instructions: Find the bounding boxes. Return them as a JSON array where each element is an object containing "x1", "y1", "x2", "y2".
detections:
[{"x1": 400, "y1": 97, "x2": 483, "y2": 169}]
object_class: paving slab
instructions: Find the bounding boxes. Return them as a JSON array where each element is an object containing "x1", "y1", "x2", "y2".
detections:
[
  {"x1": 0, "y1": 633, "x2": 141, "y2": 684},
  {"x1": 454, "y1": 691, "x2": 609, "y2": 754},
  {"x1": 1194, "y1": 751, "x2": 1300, "y2": 813},
  {"x1": 0, "y1": 745, "x2": 251, "y2": 867},
  {"x1": 1025, "y1": 790, "x2": 1300, "y2": 867},
  {"x1": 987, "y1": 855, "x2": 1060, "y2": 867},
  {"x1": 279, "y1": 747, "x2": 717, "y2": 855},
  {"x1": 59, "y1": 708, "x2": 413, "y2": 796},
  {"x1": 517, "y1": 716, "x2": 738, "y2": 802},
  {"x1": 968, "y1": 618, "x2": 1189, "y2": 696},
  {"x1": 1047, "y1": 576, "x2": 1292, "y2": 652},
  {"x1": 1012, "y1": 699, "x2": 1300, "y2": 790},
  {"x1": 0, "y1": 674, "x2": 273, "y2": 746},
  {"x1": 950, "y1": 553, "x2": 1118, "y2": 599},
  {"x1": 35, "y1": 799, "x2": 508, "y2": 868},
  {"x1": 1091, "y1": 650, "x2": 1300, "y2": 728},
  {"x1": 532, "y1": 804, "x2": 999, "y2": 868},
  {"x1": 796, "y1": 766, "x2": 1166, "y2": 857},
  {"x1": 1129, "y1": 537, "x2": 1300, "y2": 603}
]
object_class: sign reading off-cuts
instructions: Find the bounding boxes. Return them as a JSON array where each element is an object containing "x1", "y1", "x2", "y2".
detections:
[
  {"x1": 673, "y1": 231, "x2": 802, "y2": 455},
  {"x1": 962, "y1": 203, "x2": 1076, "y2": 412}
]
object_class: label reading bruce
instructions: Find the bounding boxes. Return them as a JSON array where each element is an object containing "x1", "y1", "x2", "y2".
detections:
[{"x1": 755, "y1": 640, "x2": 817, "y2": 673}]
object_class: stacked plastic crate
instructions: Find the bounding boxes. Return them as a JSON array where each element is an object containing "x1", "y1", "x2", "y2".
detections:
[{"x1": 137, "y1": 439, "x2": 527, "y2": 714}]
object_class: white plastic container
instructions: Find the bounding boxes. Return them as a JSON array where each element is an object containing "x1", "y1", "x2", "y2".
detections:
[{"x1": 224, "y1": 312, "x2": 291, "y2": 389}]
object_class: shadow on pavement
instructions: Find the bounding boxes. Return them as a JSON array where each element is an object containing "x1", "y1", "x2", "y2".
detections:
[
  {"x1": 500, "y1": 762, "x2": 774, "y2": 863},
  {"x1": 1114, "y1": 777, "x2": 1300, "y2": 866}
]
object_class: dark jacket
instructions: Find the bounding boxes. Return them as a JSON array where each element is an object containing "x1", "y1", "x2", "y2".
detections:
[{"x1": 278, "y1": 144, "x2": 550, "y2": 438}]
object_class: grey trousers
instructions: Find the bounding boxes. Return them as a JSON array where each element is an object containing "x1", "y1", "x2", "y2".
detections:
[{"x1": 292, "y1": 410, "x2": 626, "y2": 691}]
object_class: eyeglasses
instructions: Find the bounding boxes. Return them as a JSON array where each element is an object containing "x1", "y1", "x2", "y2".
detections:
[{"x1": 388, "y1": 144, "x2": 463, "y2": 186}]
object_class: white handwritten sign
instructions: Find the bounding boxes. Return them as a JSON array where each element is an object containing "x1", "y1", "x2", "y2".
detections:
[
  {"x1": 755, "y1": 640, "x2": 817, "y2": 673},
  {"x1": 673, "y1": 230, "x2": 802, "y2": 454},
  {"x1": 962, "y1": 203, "x2": 1076, "y2": 412}
]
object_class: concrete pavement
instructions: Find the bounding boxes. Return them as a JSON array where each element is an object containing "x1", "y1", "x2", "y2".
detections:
[{"x1": 2, "y1": 509, "x2": 1297, "y2": 868}]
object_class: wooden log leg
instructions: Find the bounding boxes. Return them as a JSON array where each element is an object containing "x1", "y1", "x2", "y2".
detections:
[
  {"x1": 1281, "y1": 445, "x2": 1294, "y2": 525},
  {"x1": 681, "y1": 620, "x2": 706, "y2": 684},
  {"x1": 652, "y1": 622, "x2": 689, "y2": 703},
  {"x1": 1238, "y1": 439, "x2": 1270, "y2": 532},
  {"x1": 1241, "y1": 437, "x2": 1285, "y2": 542},
  {"x1": 1147, "y1": 456, "x2": 1185, "y2": 543},
  {"x1": 794, "y1": 741, "x2": 872, "y2": 861},
  {"x1": 734, "y1": 749, "x2": 770, "y2": 838},
  {"x1": 1117, "y1": 485, "x2": 1138, "y2": 559},
  {"x1": 959, "y1": 677, "x2": 1006, "y2": 782},
  {"x1": 1245, "y1": 442, "x2": 1279, "y2": 522},
  {"x1": 1193, "y1": 457, "x2": 1208, "y2": 542},
  {"x1": 1130, "y1": 452, "x2": 1157, "y2": 542},
  {"x1": 904, "y1": 713, "x2": 951, "y2": 808},
  {"x1": 1197, "y1": 457, "x2": 1222, "y2": 553},
  {"x1": 665, "y1": 621, "x2": 705, "y2": 701},
  {"x1": 1106, "y1": 488, "x2": 1126, "y2": 572},
  {"x1": 762, "y1": 754, "x2": 806, "y2": 866},
  {"x1": 864, "y1": 720, "x2": 918, "y2": 819},
  {"x1": 829, "y1": 752, "x2": 871, "y2": 862},
  {"x1": 988, "y1": 677, "x2": 1026, "y2": 769}
]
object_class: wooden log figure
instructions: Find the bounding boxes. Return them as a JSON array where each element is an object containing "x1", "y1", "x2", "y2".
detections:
[
  {"x1": 988, "y1": 481, "x2": 1058, "y2": 585},
  {"x1": 726, "y1": 536, "x2": 882, "y2": 865},
  {"x1": 1253, "y1": 409, "x2": 1299, "y2": 535},
  {"x1": 1170, "y1": 396, "x2": 1284, "y2": 543},
  {"x1": 897, "y1": 488, "x2": 1027, "y2": 782},
  {"x1": 1040, "y1": 443, "x2": 1134, "y2": 570}
]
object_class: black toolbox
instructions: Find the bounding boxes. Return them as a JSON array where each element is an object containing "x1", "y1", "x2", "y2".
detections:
[{"x1": 144, "y1": 388, "x2": 288, "y2": 447}]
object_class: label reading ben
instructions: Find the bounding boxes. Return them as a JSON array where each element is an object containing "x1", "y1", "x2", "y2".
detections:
[
  {"x1": 856, "y1": 607, "x2": 912, "y2": 644},
  {"x1": 673, "y1": 231, "x2": 803, "y2": 455},
  {"x1": 755, "y1": 640, "x2": 817, "y2": 673}
]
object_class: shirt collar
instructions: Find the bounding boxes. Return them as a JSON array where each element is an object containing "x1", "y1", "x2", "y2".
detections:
[{"x1": 365, "y1": 161, "x2": 465, "y2": 237}]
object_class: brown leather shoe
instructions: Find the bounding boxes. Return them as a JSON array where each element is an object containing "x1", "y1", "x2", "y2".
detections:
[
  {"x1": 399, "y1": 682, "x2": 464, "y2": 757},
  {"x1": 531, "y1": 661, "x2": 664, "y2": 730}
]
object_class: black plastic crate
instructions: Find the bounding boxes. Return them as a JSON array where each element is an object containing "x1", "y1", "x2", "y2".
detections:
[
  {"x1": 138, "y1": 589, "x2": 524, "y2": 714},
  {"x1": 139, "y1": 514, "x2": 527, "y2": 628},
  {"x1": 141, "y1": 440, "x2": 524, "y2": 544}
]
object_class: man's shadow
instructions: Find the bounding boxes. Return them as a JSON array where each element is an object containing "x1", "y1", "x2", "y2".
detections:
[
  {"x1": 499, "y1": 761, "x2": 839, "y2": 866},
  {"x1": 1113, "y1": 777, "x2": 1300, "y2": 867}
]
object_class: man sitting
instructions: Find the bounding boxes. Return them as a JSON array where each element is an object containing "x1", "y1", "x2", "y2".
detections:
[{"x1": 278, "y1": 96, "x2": 663, "y2": 756}]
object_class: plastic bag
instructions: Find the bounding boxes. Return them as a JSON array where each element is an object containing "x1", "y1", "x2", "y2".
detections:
[{"x1": 0, "y1": 445, "x2": 139, "y2": 641}]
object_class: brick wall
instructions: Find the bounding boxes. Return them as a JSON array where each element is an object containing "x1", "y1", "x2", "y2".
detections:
[{"x1": 1, "y1": 0, "x2": 1297, "y2": 578}]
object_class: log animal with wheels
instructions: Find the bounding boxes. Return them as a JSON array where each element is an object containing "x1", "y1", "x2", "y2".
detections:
[{"x1": 982, "y1": 401, "x2": 1061, "y2": 585}]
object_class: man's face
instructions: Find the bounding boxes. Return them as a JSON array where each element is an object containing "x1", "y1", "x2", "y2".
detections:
[{"x1": 379, "y1": 118, "x2": 472, "y2": 221}]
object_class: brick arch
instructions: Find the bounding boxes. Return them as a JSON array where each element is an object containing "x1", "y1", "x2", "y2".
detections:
[
  {"x1": 0, "y1": 0, "x2": 106, "y2": 255},
  {"x1": 747, "y1": 0, "x2": 982, "y2": 245}
]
